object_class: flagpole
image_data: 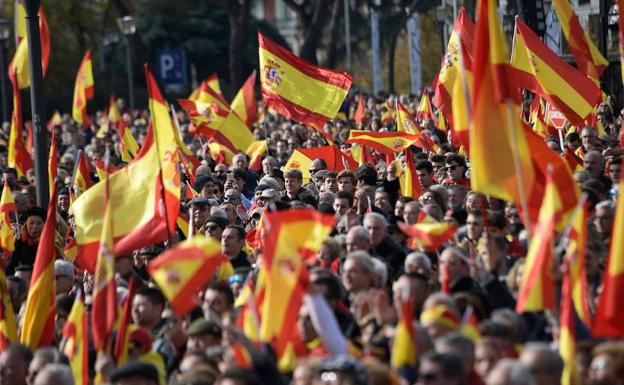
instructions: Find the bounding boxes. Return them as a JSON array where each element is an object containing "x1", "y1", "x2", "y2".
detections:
[{"x1": 504, "y1": 101, "x2": 532, "y2": 239}]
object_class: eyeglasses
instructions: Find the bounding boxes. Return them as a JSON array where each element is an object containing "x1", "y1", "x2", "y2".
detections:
[{"x1": 446, "y1": 165, "x2": 458, "y2": 171}]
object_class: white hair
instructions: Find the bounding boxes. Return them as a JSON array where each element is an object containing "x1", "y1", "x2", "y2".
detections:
[
  {"x1": 347, "y1": 225, "x2": 371, "y2": 242},
  {"x1": 34, "y1": 364, "x2": 75, "y2": 385},
  {"x1": 363, "y1": 212, "x2": 388, "y2": 228},
  {"x1": 371, "y1": 258, "x2": 388, "y2": 287},
  {"x1": 405, "y1": 252, "x2": 432, "y2": 270}
]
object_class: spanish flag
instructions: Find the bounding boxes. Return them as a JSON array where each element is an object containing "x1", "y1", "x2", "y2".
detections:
[
  {"x1": 399, "y1": 221, "x2": 457, "y2": 251},
  {"x1": 0, "y1": 268, "x2": 18, "y2": 351},
  {"x1": 396, "y1": 100, "x2": 420, "y2": 134},
  {"x1": 118, "y1": 120, "x2": 139, "y2": 162},
  {"x1": 283, "y1": 146, "x2": 358, "y2": 183},
  {"x1": 148, "y1": 236, "x2": 227, "y2": 316},
  {"x1": 246, "y1": 140, "x2": 267, "y2": 172},
  {"x1": 552, "y1": 0, "x2": 608, "y2": 80},
  {"x1": 433, "y1": 7, "x2": 475, "y2": 120},
  {"x1": 346, "y1": 130, "x2": 422, "y2": 156},
  {"x1": 560, "y1": 262, "x2": 579, "y2": 385},
  {"x1": 258, "y1": 33, "x2": 352, "y2": 130},
  {"x1": 593, "y1": 169, "x2": 624, "y2": 337},
  {"x1": 61, "y1": 293, "x2": 88, "y2": 385},
  {"x1": 91, "y1": 180, "x2": 117, "y2": 353},
  {"x1": 450, "y1": 35, "x2": 472, "y2": 152},
  {"x1": 71, "y1": 151, "x2": 93, "y2": 199},
  {"x1": 461, "y1": 306, "x2": 481, "y2": 343},
  {"x1": 232, "y1": 71, "x2": 257, "y2": 127},
  {"x1": 391, "y1": 296, "x2": 417, "y2": 373},
  {"x1": 7, "y1": 73, "x2": 32, "y2": 177},
  {"x1": 47, "y1": 110, "x2": 62, "y2": 132},
  {"x1": 510, "y1": 19, "x2": 601, "y2": 125},
  {"x1": 564, "y1": 201, "x2": 591, "y2": 327},
  {"x1": 354, "y1": 95, "x2": 366, "y2": 125},
  {"x1": 208, "y1": 142, "x2": 236, "y2": 166},
  {"x1": 48, "y1": 129, "x2": 58, "y2": 196},
  {"x1": 399, "y1": 151, "x2": 422, "y2": 199},
  {"x1": 189, "y1": 73, "x2": 222, "y2": 100},
  {"x1": 260, "y1": 209, "x2": 335, "y2": 354},
  {"x1": 72, "y1": 51, "x2": 94, "y2": 126},
  {"x1": 516, "y1": 169, "x2": 558, "y2": 313},
  {"x1": 415, "y1": 92, "x2": 436, "y2": 124},
  {"x1": 114, "y1": 277, "x2": 137, "y2": 366},
  {"x1": 21, "y1": 187, "x2": 57, "y2": 350},
  {"x1": 9, "y1": 3, "x2": 50, "y2": 89},
  {"x1": 0, "y1": 182, "x2": 16, "y2": 259},
  {"x1": 95, "y1": 159, "x2": 119, "y2": 181},
  {"x1": 469, "y1": 0, "x2": 534, "y2": 205}
]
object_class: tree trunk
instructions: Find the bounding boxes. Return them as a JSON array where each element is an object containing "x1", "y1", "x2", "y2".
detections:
[
  {"x1": 227, "y1": 0, "x2": 251, "y2": 94},
  {"x1": 387, "y1": 30, "x2": 399, "y2": 93},
  {"x1": 299, "y1": 0, "x2": 328, "y2": 64},
  {"x1": 325, "y1": 0, "x2": 343, "y2": 68}
]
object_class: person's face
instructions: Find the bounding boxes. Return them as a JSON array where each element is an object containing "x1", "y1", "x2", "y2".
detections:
[
  {"x1": 333, "y1": 198, "x2": 349, "y2": 217},
  {"x1": 58, "y1": 194, "x2": 70, "y2": 212},
  {"x1": 2, "y1": 172, "x2": 17, "y2": 189},
  {"x1": 221, "y1": 204, "x2": 237, "y2": 224},
  {"x1": 191, "y1": 203, "x2": 210, "y2": 228},
  {"x1": 583, "y1": 154, "x2": 602, "y2": 177},
  {"x1": 581, "y1": 129, "x2": 597, "y2": 149},
  {"x1": 215, "y1": 164, "x2": 228, "y2": 178},
  {"x1": 416, "y1": 360, "x2": 448, "y2": 385},
  {"x1": 392, "y1": 276, "x2": 427, "y2": 315},
  {"x1": 234, "y1": 177, "x2": 245, "y2": 192},
  {"x1": 221, "y1": 227, "x2": 243, "y2": 256},
  {"x1": 608, "y1": 162, "x2": 621, "y2": 184},
  {"x1": 567, "y1": 138, "x2": 581, "y2": 150},
  {"x1": 187, "y1": 334, "x2": 219, "y2": 353},
  {"x1": 475, "y1": 344, "x2": 501, "y2": 380},
  {"x1": 395, "y1": 200, "x2": 407, "y2": 217},
  {"x1": 466, "y1": 214, "x2": 484, "y2": 241},
  {"x1": 345, "y1": 233, "x2": 370, "y2": 253},
  {"x1": 593, "y1": 207, "x2": 614, "y2": 237},
  {"x1": 364, "y1": 218, "x2": 386, "y2": 246},
  {"x1": 446, "y1": 162, "x2": 465, "y2": 180},
  {"x1": 285, "y1": 176, "x2": 302, "y2": 195},
  {"x1": 589, "y1": 353, "x2": 617, "y2": 383},
  {"x1": 438, "y1": 249, "x2": 465, "y2": 284},
  {"x1": 276, "y1": 141, "x2": 287, "y2": 156},
  {"x1": 115, "y1": 256, "x2": 134, "y2": 277},
  {"x1": 204, "y1": 222, "x2": 223, "y2": 240},
  {"x1": 337, "y1": 177, "x2": 354, "y2": 194},
  {"x1": 132, "y1": 294, "x2": 161, "y2": 327},
  {"x1": 341, "y1": 258, "x2": 371, "y2": 293},
  {"x1": 233, "y1": 155, "x2": 247, "y2": 170},
  {"x1": 416, "y1": 168, "x2": 433, "y2": 187},
  {"x1": 202, "y1": 288, "x2": 231, "y2": 317},
  {"x1": 224, "y1": 190, "x2": 241, "y2": 205},
  {"x1": 262, "y1": 158, "x2": 274, "y2": 175},
  {"x1": 26, "y1": 216, "x2": 44, "y2": 239},
  {"x1": 466, "y1": 194, "x2": 483, "y2": 212},
  {"x1": 432, "y1": 161, "x2": 445, "y2": 179},
  {"x1": 324, "y1": 177, "x2": 338, "y2": 193},
  {"x1": 54, "y1": 273, "x2": 73, "y2": 295},
  {"x1": 374, "y1": 192, "x2": 391, "y2": 213},
  {"x1": 200, "y1": 181, "x2": 215, "y2": 198},
  {"x1": 447, "y1": 188, "x2": 465, "y2": 209},
  {"x1": 403, "y1": 204, "x2": 420, "y2": 225},
  {"x1": 0, "y1": 349, "x2": 27, "y2": 385}
]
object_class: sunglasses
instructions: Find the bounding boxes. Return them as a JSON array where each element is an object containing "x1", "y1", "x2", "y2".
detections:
[{"x1": 446, "y1": 165, "x2": 458, "y2": 171}]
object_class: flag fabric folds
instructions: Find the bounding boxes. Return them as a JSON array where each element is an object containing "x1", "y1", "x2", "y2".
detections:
[
  {"x1": 391, "y1": 296, "x2": 417, "y2": 370},
  {"x1": 560, "y1": 263, "x2": 578, "y2": 385},
  {"x1": 9, "y1": 4, "x2": 50, "y2": 89},
  {"x1": 564, "y1": 201, "x2": 591, "y2": 328},
  {"x1": 246, "y1": 140, "x2": 267, "y2": 172},
  {"x1": 593, "y1": 169, "x2": 624, "y2": 337},
  {"x1": 62, "y1": 293, "x2": 88, "y2": 385},
  {"x1": 231, "y1": 71, "x2": 258, "y2": 127},
  {"x1": 346, "y1": 130, "x2": 422, "y2": 156},
  {"x1": 148, "y1": 237, "x2": 228, "y2": 316},
  {"x1": 399, "y1": 151, "x2": 423, "y2": 199},
  {"x1": 7, "y1": 73, "x2": 32, "y2": 177},
  {"x1": 468, "y1": 0, "x2": 535, "y2": 205},
  {"x1": 258, "y1": 33, "x2": 352, "y2": 130},
  {"x1": 118, "y1": 120, "x2": 139, "y2": 162},
  {"x1": 283, "y1": 146, "x2": 358, "y2": 182},
  {"x1": 48, "y1": 129, "x2": 58, "y2": 196},
  {"x1": 114, "y1": 277, "x2": 137, "y2": 366},
  {"x1": 72, "y1": 51, "x2": 94, "y2": 126},
  {"x1": 0, "y1": 268, "x2": 18, "y2": 351},
  {"x1": 21, "y1": 188, "x2": 57, "y2": 350},
  {"x1": 511, "y1": 19, "x2": 601, "y2": 125},
  {"x1": 0, "y1": 182, "x2": 16, "y2": 259},
  {"x1": 354, "y1": 95, "x2": 366, "y2": 125},
  {"x1": 552, "y1": 0, "x2": 608, "y2": 80},
  {"x1": 399, "y1": 221, "x2": 457, "y2": 251},
  {"x1": 71, "y1": 151, "x2": 93, "y2": 199}
]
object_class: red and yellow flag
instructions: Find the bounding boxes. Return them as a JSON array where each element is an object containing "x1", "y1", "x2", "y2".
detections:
[
  {"x1": 7, "y1": 73, "x2": 32, "y2": 177},
  {"x1": 469, "y1": 0, "x2": 534, "y2": 205},
  {"x1": 391, "y1": 296, "x2": 417, "y2": 369},
  {"x1": 346, "y1": 130, "x2": 422, "y2": 156},
  {"x1": 148, "y1": 237, "x2": 227, "y2": 316},
  {"x1": 354, "y1": 95, "x2": 366, "y2": 125},
  {"x1": 283, "y1": 146, "x2": 357, "y2": 183},
  {"x1": 118, "y1": 120, "x2": 139, "y2": 162},
  {"x1": 399, "y1": 151, "x2": 422, "y2": 199},
  {"x1": 450, "y1": 35, "x2": 472, "y2": 152},
  {"x1": 461, "y1": 306, "x2": 481, "y2": 343},
  {"x1": 21, "y1": 187, "x2": 57, "y2": 350},
  {"x1": 564, "y1": 201, "x2": 591, "y2": 327},
  {"x1": 48, "y1": 129, "x2": 58, "y2": 196},
  {"x1": 113, "y1": 277, "x2": 137, "y2": 366},
  {"x1": 9, "y1": 3, "x2": 50, "y2": 89},
  {"x1": 511, "y1": 20, "x2": 601, "y2": 125},
  {"x1": 246, "y1": 140, "x2": 267, "y2": 172},
  {"x1": 593, "y1": 169, "x2": 624, "y2": 337},
  {"x1": 72, "y1": 51, "x2": 94, "y2": 126},
  {"x1": 71, "y1": 151, "x2": 93, "y2": 199},
  {"x1": 399, "y1": 221, "x2": 457, "y2": 251},
  {"x1": 415, "y1": 92, "x2": 435, "y2": 124},
  {"x1": 396, "y1": 100, "x2": 420, "y2": 134},
  {"x1": 62, "y1": 293, "x2": 88, "y2": 385},
  {"x1": 434, "y1": 7, "x2": 475, "y2": 120},
  {"x1": 0, "y1": 182, "x2": 16, "y2": 259},
  {"x1": 260, "y1": 209, "x2": 335, "y2": 353},
  {"x1": 552, "y1": 0, "x2": 608, "y2": 80},
  {"x1": 47, "y1": 110, "x2": 62, "y2": 132},
  {"x1": 516, "y1": 169, "x2": 558, "y2": 313},
  {"x1": 91, "y1": 179, "x2": 117, "y2": 353},
  {"x1": 94, "y1": 160, "x2": 119, "y2": 182},
  {"x1": 258, "y1": 33, "x2": 352, "y2": 130},
  {"x1": 0, "y1": 268, "x2": 18, "y2": 351},
  {"x1": 560, "y1": 262, "x2": 578, "y2": 385},
  {"x1": 231, "y1": 71, "x2": 257, "y2": 127},
  {"x1": 189, "y1": 73, "x2": 222, "y2": 100}
]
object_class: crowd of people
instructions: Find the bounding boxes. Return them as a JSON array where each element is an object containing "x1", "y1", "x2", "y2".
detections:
[{"x1": 0, "y1": 87, "x2": 622, "y2": 385}]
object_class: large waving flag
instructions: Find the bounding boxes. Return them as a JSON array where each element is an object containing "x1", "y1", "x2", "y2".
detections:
[
  {"x1": 71, "y1": 70, "x2": 181, "y2": 271},
  {"x1": 516, "y1": 169, "x2": 558, "y2": 313},
  {"x1": 91, "y1": 181, "x2": 117, "y2": 353},
  {"x1": 0, "y1": 182, "x2": 16, "y2": 259},
  {"x1": 510, "y1": 19, "x2": 601, "y2": 125},
  {"x1": 148, "y1": 237, "x2": 228, "y2": 316},
  {"x1": 346, "y1": 130, "x2": 422, "y2": 156},
  {"x1": 450, "y1": 33, "x2": 472, "y2": 152},
  {"x1": 246, "y1": 140, "x2": 267, "y2": 172},
  {"x1": 391, "y1": 295, "x2": 417, "y2": 375},
  {"x1": 469, "y1": 0, "x2": 534, "y2": 206},
  {"x1": 61, "y1": 293, "x2": 88, "y2": 385},
  {"x1": 552, "y1": 0, "x2": 608, "y2": 80},
  {"x1": 21, "y1": 188, "x2": 57, "y2": 350},
  {"x1": 189, "y1": 73, "x2": 222, "y2": 100},
  {"x1": 72, "y1": 51, "x2": 94, "y2": 126},
  {"x1": 593, "y1": 169, "x2": 624, "y2": 337},
  {"x1": 9, "y1": 2, "x2": 50, "y2": 89},
  {"x1": 260, "y1": 209, "x2": 335, "y2": 356},
  {"x1": 118, "y1": 120, "x2": 139, "y2": 162},
  {"x1": 434, "y1": 7, "x2": 475, "y2": 120},
  {"x1": 231, "y1": 71, "x2": 258, "y2": 127},
  {"x1": 258, "y1": 33, "x2": 352, "y2": 130},
  {"x1": 7, "y1": 73, "x2": 32, "y2": 177},
  {"x1": 0, "y1": 269, "x2": 18, "y2": 351},
  {"x1": 415, "y1": 92, "x2": 436, "y2": 124}
]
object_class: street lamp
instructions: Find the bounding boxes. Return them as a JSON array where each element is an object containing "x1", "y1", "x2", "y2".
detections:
[
  {"x1": 118, "y1": 15, "x2": 136, "y2": 111},
  {"x1": 0, "y1": 19, "x2": 10, "y2": 125}
]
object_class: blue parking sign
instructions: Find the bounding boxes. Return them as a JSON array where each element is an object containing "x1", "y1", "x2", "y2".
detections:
[{"x1": 156, "y1": 49, "x2": 187, "y2": 88}]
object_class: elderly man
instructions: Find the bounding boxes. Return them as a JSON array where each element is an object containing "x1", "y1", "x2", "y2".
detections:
[
  {"x1": 345, "y1": 226, "x2": 371, "y2": 253},
  {"x1": 341, "y1": 251, "x2": 375, "y2": 298},
  {"x1": 403, "y1": 201, "x2": 421, "y2": 225},
  {"x1": 54, "y1": 260, "x2": 75, "y2": 295},
  {"x1": 393, "y1": 272, "x2": 430, "y2": 317},
  {"x1": 519, "y1": 343, "x2": 563, "y2": 385},
  {"x1": 593, "y1": 201, "x2": 615, "y2": 244},
  {"x1": 363, "y1": 213, "x2": 405, "y2": 273},
  {"x1": 231, "y1": 153, "x2": 259, "y2": 198}
]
